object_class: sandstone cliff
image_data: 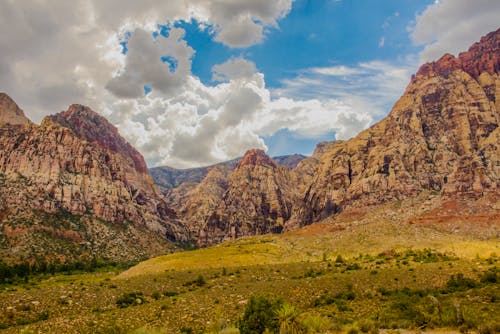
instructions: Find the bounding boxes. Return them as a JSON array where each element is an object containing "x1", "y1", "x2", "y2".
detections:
[
  {"x1": 0, "y1": 100, "x2": 186, "y2": 264},
  {"x1": 291, "y1": 28, "x2": 499, "y2": 226},
  {"x1": 0, "y1": 93, "x2": 31, "y2": 126},
  {"x1": 175, "y1": 149, "x2": 297, "y2": 245}
]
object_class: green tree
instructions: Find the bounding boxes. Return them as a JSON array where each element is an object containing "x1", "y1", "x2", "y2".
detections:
[{"x1": 239, "y1": 295, "x2": 283, "y2": 334}]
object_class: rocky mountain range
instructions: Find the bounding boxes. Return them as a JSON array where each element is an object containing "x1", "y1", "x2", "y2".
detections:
[
  {"x1": 167, "y1": 28, "x2": 499, "y2": 245},
  {"x1": 0, "y1": 28, "x2": 498, "y2": 264},
  {"x1": 150, "y1": 154, "x2": 306, "y2": 194}
]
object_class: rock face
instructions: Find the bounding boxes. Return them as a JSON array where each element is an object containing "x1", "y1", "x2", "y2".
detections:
[
  {"x1": 0, "y1": 93, "x2": 31, "y2": 126},
  {"x1": 154, "y1": 28, "x2": 499, "y2": 244},
  {"x1": 0, "y1": 100, "x2": 186, "y2": 263},
  {"x1": 176, "y1": 149, "x2": 297, "y2": 246},
  {"x1": 291, "y1": 28, "x2": 499, "y2": 225}
]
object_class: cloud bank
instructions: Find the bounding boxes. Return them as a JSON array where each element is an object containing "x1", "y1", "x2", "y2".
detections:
[{"x1": 1, "y1": 0, "x2": 498, "y2": 168}]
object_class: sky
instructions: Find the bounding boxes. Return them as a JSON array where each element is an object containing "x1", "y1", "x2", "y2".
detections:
[{"x1": 1, "y1": 0, "x2": 499, "y2": 168}]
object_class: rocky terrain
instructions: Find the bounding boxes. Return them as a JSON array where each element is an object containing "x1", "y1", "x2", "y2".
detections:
[{"x1": 0, "y1": 97, "x2": 186, "y2": 264}]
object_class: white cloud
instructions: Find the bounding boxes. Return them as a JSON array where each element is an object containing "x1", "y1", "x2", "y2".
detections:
[
  {"x1": 3, "y1": 0, "x2": 459, "y2": 169},
  {"x1": 410, "y1": 0, "x2": 500, "y2": 62},
  {"x1": 378, "y1": 37, "x2": 385, "y2": 48},
  {"x1": 310, "y1": 66, "x2": 364, "y2": 77},
  {"x1": 275, "y1": 60, "x2": 416, "y2": 124},
  {"x1": 106, "y1": 27, "x2": 194, "y2": 98},
  {"x1": 212, "y1": 57, "x2": 257, "y2": 82},
  {"x1": 0, "y1": 0, "x2": 293, "y2": 120}
]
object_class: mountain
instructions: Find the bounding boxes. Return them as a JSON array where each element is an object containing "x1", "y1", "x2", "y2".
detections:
[
  {"x1": 0, "y1": 100, "x2": 187, "y2": 264},
  {"x1": 0, "y1": 93, "x2": 31, "y2": 126},
  {"x1": 150, "y1": 153, "x2": 306, "y2": 194},
  {"x1": 173, "y1": 28, "x2": 499, "y2": 243},
  {"x1": 176, "y1": 149, "x2": 298, "y2": 245},
  {"x1": 290, "y1": 27, "x2": 499, "y2": 226}
]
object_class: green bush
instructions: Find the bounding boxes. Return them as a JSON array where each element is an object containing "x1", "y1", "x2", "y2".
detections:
[
  {"x1": 238, "y1": 295, "x2": 283, "y2": 334},
  {"x1": 445, "y1": 273, "x2": 477, "y2": 292},
  {"x1": 116, "y1": 291, "x2": 145, "y2": 308},
  {"x1": 480, "y1": 267, "x2": 498, "y2": 284},
  {"x1": 183, "y1": 275, "x2": 207, "y2": 287}
]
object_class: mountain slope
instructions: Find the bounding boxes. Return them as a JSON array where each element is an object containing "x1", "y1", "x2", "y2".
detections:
[
  {"x1": 290, "y1": 28, "x2": 499, "y2": 226},
  {"x1": 175, "y1": 149, "x2": 298, "y2": 245},
  {"x1": 0, "y1": 100, "x2": 186, "y2": 264}
]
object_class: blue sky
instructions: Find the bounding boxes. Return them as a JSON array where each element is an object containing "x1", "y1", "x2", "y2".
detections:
[
  {"x1": 185, "y1": 0, "x2": 431, "y2": 87},
  {"x1": 3, "y1": 0, "x2": 498, "y2": 167},
  {"x1": 167, "y1": 0, "x2": 434, "y2": 157}
]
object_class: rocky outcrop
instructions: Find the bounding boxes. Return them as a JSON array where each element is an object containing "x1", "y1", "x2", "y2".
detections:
[
  {"x1": 0, "y1": 99, "x2": 187, "y2": 263},
  {"x1": 0, "y1": 93, "x2": 31, "y2": 126},
  {"x1": 176, "y1": 149, "x2": 297, "y2": 245},
  {"x1": 291, "y1": 28, "x2": 499, "y2": 226}
]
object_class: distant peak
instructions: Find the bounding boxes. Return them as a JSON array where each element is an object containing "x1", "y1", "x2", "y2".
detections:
[
  {"x1": 237, "y1": 149, "x2": 276, "y2": 169},
  {"x1": 47, "y1": 104, "x2": 148, "y2": 174},
  {"x1": 0, "y1": 93, "x2": 32, "y2": 126}
]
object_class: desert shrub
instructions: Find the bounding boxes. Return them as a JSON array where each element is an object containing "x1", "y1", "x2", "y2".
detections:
[
  {"x1": 313, "y1": 293, "x2": 335, "y2": 307},
  {"x1": 151, "y1": 291, "x2": 161, "y2": 300},
  {"x1": 163, "y1": 291, "x2": 179, "y2": 297},
  {"x1": 275, "y1": 303, "x2": 304, "y2": 334},
  {"x1": 345, "y1": 263, "x2": 361, "y2": 271},
  {"x1": 300, "y1": 314, "x2": 331, "y2": 333},
  {"x1": 238, "y1": 295, "x2": 283, "y2": 334},
  {"x1": 335, "y1": 255, "x2": 345, "y2": 264},
  {"x1": 116, "y1": 291, "x2": 145, "y2": 308},
  {"x1": 480, "y1": 267, "x2": 498, "y2": 284},
  {"x1": 38, "y1": 310, "x2": 49, "y2": 321},
  {"x1": 445, "y1": 274, "x2": 477, "y2": 292},
  {"x1": 478, "y1": 323, "x2": 500, "y2": 334},
  {"x1": 183, "y1": 275, "x2": 206, "y2": 287},
  {"x1": 358, "y1": 320, "x2": 375, "y2": 333}
]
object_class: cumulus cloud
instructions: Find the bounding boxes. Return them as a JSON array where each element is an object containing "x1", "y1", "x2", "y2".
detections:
[
  {"x1": 102, "y1": 66, "x2": 372, "y2": 168},
  {"x1": 410, "y1": 0, "x2": 500, "y2": 62},
  {"x1": 0, "y1": 0, "x2": 293, "y2": 120},
  {"x1": 0, "y1": 0, "x2": 418, "y2": 168},
  {"x1": 212, "y1": 57, "x2": 257, "y2": 82},
  {"x1": 106, "y1": 27, "x2": 194, "y2": 98}
]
